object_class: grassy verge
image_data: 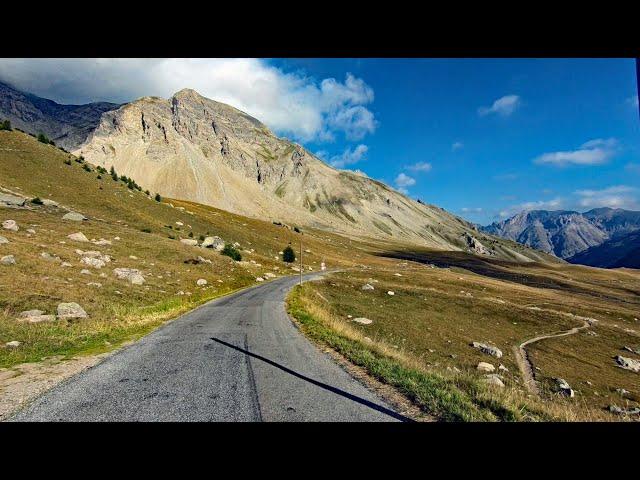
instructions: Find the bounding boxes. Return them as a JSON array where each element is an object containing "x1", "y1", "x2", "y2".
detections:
[{"x1": 287, "y1": 283, "x2": 610, "y2": 421}]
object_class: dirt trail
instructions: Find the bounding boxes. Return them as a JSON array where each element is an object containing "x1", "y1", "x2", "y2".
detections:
[{"x1": 513, "y1": 318, "x2": 595, "y2": 395}]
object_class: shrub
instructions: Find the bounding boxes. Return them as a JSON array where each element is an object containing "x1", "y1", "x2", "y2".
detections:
[
  {"x1": 64, "y1": 158, "x2": 72, "y2": 165},
  {"x1": 0, "y1": 120, "x2": 11, "y2": 131},
  {"x1": 145, "y1": 190, "x2": 150, "y2": 196},
  {"x1": 168, "y1": 234, "x2": 176, "y2": 240},
  {"x1": 141, "y1": 228, "x2": 152, "y2": 233},
  {"x1": 293, "y1": 226, "x2": 301, "y2": 233},
  {"x1": 96, "y1": 175, "x2": 102, "y2": 180},
  {"x1": 188, "y1": 231, "x2": 194, "y2": 238},
  {"x1": 82, "y1": 164, "x2": 92, "y2": 172},
  {"x1": 155, "y1": 193, "x2": 161, "y2": 202},
  {"x1": 221, "y1": 244, "x2": 242, "y2": 261},
  {"x1": 110, "y1": 166, "x2": 118, "y2": 181},
  {"x1": 31, "y1": 197, "x2": 43, "y2": 205},
  {"x1": 37, "y1": 133, "x2": 50, "y2": 144},
  {"x1": 283, "y1": 245, "x2": 296, "y2": 263}
]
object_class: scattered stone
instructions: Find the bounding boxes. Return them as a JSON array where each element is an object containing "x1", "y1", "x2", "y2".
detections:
[
  {"x1": 498, "y1": 364, "x2": 509, "y2": 372},
  {"x1": 555, "y1": 378, "x2": 575, "y2": 397},
  {"x1": 40, "y1": 252, "x2": 60, "y2": 262},
  {"x1": 394, "y1": 273, "x2": 403, "y2": 277},
  {"x1": 483, "y1": 374, "x2": 505, "y2": 388},
  {"x1": 5, "y1": 340, "x2": 21, "y2": 348},
  {"x1": 622, "y1": 346, "x2": 640, "y2": 355},
  {"x1": 18, "y1": 310, "x2": 56, "y2": 323},
  {"x1": 201, "y1": 236, "x2": 225, "y2": 250},
  {"x1": 57, "y1": 302, "x2": 88, "y2": 320},
  {"x1": 60, "y1": 262, "x2": 72, "y2": 267},
  {"x1": 196, "y1": 278, "x2": 208, "y2": 286},
  {"x1": 1, "y1": 254, "x2": 16, "y2": 265},
  {"x1": 387, "y1": 291, "x2": 395, "y2": 296},
  {"x1": 180, "y1": 239, "x2": 198, "y2": 246},
  {"x1": 80, "y1": 269, "x2": 92, "y2": 275},
  {"x1": 256, "y1": 277, "x2": 265, "y2": 282},
  {"x1": 113, "y1": 268, "x2": 146, "y2": 285},
  {"x1": 616, "y1": 388, "x2": 630, "y2": 396},
  {"x1": 0, "y1": 235, "x2": 8, "y2": 244},
  {"x1": 477, "y1": 362, "x2": 495, "y2": 372},
  {"x1": 352, "y1": 317, "x2": 373, "y2": 325},
  {"x1": 615, "y1": 355, "x2": 640, "y2": 373},
  {"x1": 264, "y1": 272, "x2": 276, "y2": 279},
  {"x1": 41, "y1": 199, "x2": 59, "y2": 207},
  {"x1": 26, "y1": 228, "x2": 36, "y2": 234},
  {"x1": 62, "y1": 212, "x2": 87, "y2": 221},
  {"x1": 471, "y1": 342, "x2": 503, "y2": 358},
  {"x1": 81, "y1": 256, "x2": 106, "y2": 269},
  {"x1": 68, "y1": 232, "x2": 90, "y2": 242},
  {"x1": 87, "y1": 282, "x2": 102, "y2": 288},
  {"x1": 0, "y1": 193, "x2": 27, "y2": 207},
  {"x1": 608, "y1": 405, "x2": 640, "y2": 416},
  {"x1": 2, "y1": 220, "x2": 18, "y2": 231},
  {"x1": 93, "y1": 238, "x2": 112, "y2": 246},
  {"x1": 361, "y1": 283, "x2": 375, "y2": 291}
]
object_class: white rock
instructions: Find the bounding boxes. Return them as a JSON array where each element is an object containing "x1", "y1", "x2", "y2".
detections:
[
  {"x1": 196, "y1": 278, "x2": 208, "y2": 286},
  {"x1": 1, "y1": 255, "x2": 16, "y2": 265},
  {"x1": 62, "y1": 212, "x2": 87, "y2": 221},
  {"x1": 201, "y1": 236, "x2": 225, "y2": 250},
  {"x1": 87, "y1": 282, "x2": 102, "y2": 288},
  {"x1": 471, "y1": 342, "x2": 503, "y2": 358},
  {"x1": 2, "y1": 220, "x2": 18, "y2": 231},
  {"x1": 483, "y1": 374, "x2": 505, "y2": 388},
  {"x1": 498, "y1": 364, "x2": 509, "y2": 372},
  {"x1": 41, "y1": 199, "x2": 58, "y2": 207},
  {"x1": 477, "y1": 362, "x2": 495, "y2": 372},
  {"x1": 180, "y1": 239, "x2": 198, "y2": 246},
  {"x1": 57, "y1": 302, "x2": 88, "y2": 320},
  {"x1": 0, "y1": 235, "x2": 9, "y2": 244},
  {"x1": 387, "y1": 291, "x2": 395, "y2": 296},
  {"x1": 80, "y1": 269, "x2": 92, "y2": 275},
  {"x1": 264, "y1": 272, "x2": 276, "y2": 278},
  {"x1": 352, "y1": 317, "x2": 373, "y2": 325},
  {"x1": 5, "y1": 341, "x2": 21, "y2": 348},
  {"x1": 129, "y1": 255, "x2": 138, "y2": 260},
  {"x1": 93, "y1": 238, "x2": 112, "y2": 246},
  {"x1": 361, "y1": 284, "x2": 375, "y2": 291},
  {"x1": 113, "y1": 267, "x2": 146, "y2": 285},
  {"x1": 394, "y1": 273, "x2": 403, "y2": 277},
  {"x1": 81, "y1": 256, "x2": 106, "y2": 269},
  {"x1": 26, "y1": 228, "x2": 36, "y2": 234},
  {"x1": 256, "y1": 277, "x2": 265, "y2": 282},
  {"x1": 555, "y1": 378, "x2": 575, "y2": 397},
  {"x1": 68, "y1": 232, "x2": 89, "y2": 242},
  {"x1": 615, "y1": 355, "x2": 640, "y2": 373}
]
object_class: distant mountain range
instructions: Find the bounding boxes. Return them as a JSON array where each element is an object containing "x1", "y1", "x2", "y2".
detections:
[
  {"x1": 567, "y1": 229, "x2": 640, "y2": 268},
  {"x1": 482, "y1": 208, "x2": 640, "y2": 267},
  {"x1": 0, "y1": 81, "x2": 120, "y2": 150}
]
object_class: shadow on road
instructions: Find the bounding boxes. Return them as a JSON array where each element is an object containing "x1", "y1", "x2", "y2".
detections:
[{"x1": 210, "y1": 336, "x2": 414, "y2": 423}]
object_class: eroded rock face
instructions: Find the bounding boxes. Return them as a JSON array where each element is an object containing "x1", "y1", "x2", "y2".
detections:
[
  {"x1": 463, "y1": 233, "x2": 492, "y2": 255},
  {"x1": 0, "y1": 193, "x2": 26, "y2": 207},
  {"x1": 615, "y1": 355, "x2": 640, "y2": 373},
  {"x1": 555, "y1": 378, "x2": 575, "y2": 397}
]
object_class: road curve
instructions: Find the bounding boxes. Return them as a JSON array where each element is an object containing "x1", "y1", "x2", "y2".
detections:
[{"x1": 8, "y1": 274, "x2": 403, "y2": 422}]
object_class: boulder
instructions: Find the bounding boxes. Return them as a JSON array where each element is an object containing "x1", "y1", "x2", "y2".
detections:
[
  {"x1": 483, "y1": 374, "x2": 505, "y2": 388},
  {"x1": 615, "y1": 355, "x2": 640, "y2": 373},
  {"x1": 264, "y1": 272, "x2": 276, "y2": 279},
  {"x1": 5, "y1": 341, "x2": 22, "y2": 348},
  {"x1": 81, "y1": 256, "x2": 106, "y2": 269},
  {"x1": 498, "y1": 364, "x2": 509, "y2": 372},
  {"x1": 353, "y1": 317, "x2": 373, "y2": 325},
  {"x1": 180, "y1": 239, "x2": 198, "y2": 246},
  {"x1": 40, "y1": 252, "x2": 60, "y2": 262},
  {"x1": 18, "y1": 309, "x2": 56, "y2": 323},
  {"x1": 477, "y1": 362, "x2": 495, "y2": 372},
  {"x1": 92, "y1": 238, "x2": 112, "y2": 246},
  {"x1": 256, "y1": 277, "x2": 265, "y2": 282},
  {"x1": 196, "y1": 278, "x2": 207, "y2": 286},
  {"x1": 0, "y1": 193, "x2": 26, "y2": 207},
  {"x1": 42, "y1": 199, "x2": 59, "y2": 207},
  {"x1": 387, "y1": 291, "x2": 395, "y2": 296},
  {"x1": 555, "y1": 378, "x2": 575, "y2": 397},
  {"x1": 1, "y1": 255, "x2": 16, "y2": 265},
  {"x1": 2, "y1": 220, "x2": 18, "y2": 231},
  {"x1": 62, "y1": 212, "x2": 87, "y2": 221},
  {"x1": 471, "y1": 342, "x2": 503, "y2": 358},
  {"x1": 80, "y1": 269, "x2": 92, "y2": 275},
  {"x1": 68, "y1": 232, "x2": 90, "y2": 242},
  {"x1": 201, "y1": 236, "x2": 225, "y2": 250},
  {"x1": 609, "y1": 405, "x2": 640, "y2": 416},
  {"x1": 361, "y1": 284, "x2": 375, "y2": 291},
  {"x1": 57, "y1": 302, "x2": 88, "y2": 320},
  {"x1": 0, "y1": 235, "x2": 9, "y2": 244},
  {"x1": 113, "y1": 268, "x2": 146, "y2": 285}
]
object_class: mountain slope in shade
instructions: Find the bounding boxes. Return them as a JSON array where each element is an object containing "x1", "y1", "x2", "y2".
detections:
[
  {"x1": 482, "y1": 208, "x2": 640, "y2": 259},
  {"x1": 0, "y1": 81, "x2": 120, "y2": 150},
  {"x1": 567, "y1": 229, "x2": 640, "y2": 268},
  {"x1": 71, "y1": 88, "x2": 550, "y2": 262}
]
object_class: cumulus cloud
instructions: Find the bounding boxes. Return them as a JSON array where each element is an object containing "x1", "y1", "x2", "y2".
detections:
[
  {"x1": 499, "y1": 198, "x2": 563, "y2": 218},
  {"x1": 0, "y1": 58, "x2": 376, "y2": 143},
  {"x1": 461, "y1": 207, "x2": 483, "y2": 213},
  {"x1": 326, "y1": 144, "x2": 369, "y2": 169},
  {"x1": 406, "y1": 161, "x2": 432, "y2": 172},
  {"x1": 395, "y1": 173, "x2": 416, "y2": 188},
  {"x1": 574, "y1": 185, "x2": 638, "y2": 210},
  {"x1": 533, "y1": 138, "x2": 618, "y2": 166},
  {"x1": 452, "y1": 141, "x2": 464, "y2": 151},
  {"x1": 478, "y1": 94, "x2": 521, "y2": 117}
]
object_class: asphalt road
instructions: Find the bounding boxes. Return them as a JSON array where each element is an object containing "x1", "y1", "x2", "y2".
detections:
[{"x1": 9, "y1": 274, "x2": 404, "y2": 422}]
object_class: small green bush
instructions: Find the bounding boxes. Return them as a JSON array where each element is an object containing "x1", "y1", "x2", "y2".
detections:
[
  {"x1": 155, "y1": 193, "x2": 162, "y2": 202},
  {"x1": 293, "y1": 226, "x2": 301, "y2": 233},
  {"x1": 31, "y1": 197, "x2": 43, "y2": 205},
  {"x1": 283, "y1": 245, "x2": 296, "y2": 263},
  {"x1": 37, "y1": 133, "x2": 50, "y2": 144},
  {"x1": 82, "y1": 164, "x2": 92, "y2": 172},
  {"x1": 188, "y1": 231, "x2": 194, "y2": 238},
  {"x1": 96, "y1": 175, "x2": 102, "y2": 180},
  {"x1": 221, "y1": 244, "x2": 242, "y2": 261},
  {"x1": 0, "y1": 120, "x2": 11, "y2": 131}
]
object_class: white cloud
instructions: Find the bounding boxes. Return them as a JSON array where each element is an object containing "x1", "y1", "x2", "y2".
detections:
[
  {"x1": 452, "y1": 141, "x2": 464, "y2": 151},
  {"x1": 461, "y1": 207, "x2": 483, "y2": 213},
  {"x1": 406, "y1": 161, "x2": 432, "y2": 172},
  {"x1": 478, "y1": 94, "x2": 521, "y2": 117},
  {"x1": 574, "y1": 185, "x2": 639, "y2": 210},
  {"x1": 533, "y1": 138, "x2": 618, "y2": 166},
  {"x1": 397, "y1": 187, "x2": 409, "y2": 195},
  {"x1": 0, "y1": 58, "x2": 376, "y2": 143},
  {"x1": 395, "y1": 173, "x2": 416, "y2": 188},
  {"x1": 327, "y1": 144, "x2": 369, "y2": 169},
  {"x1": 499, "y1": 198, "x2": 563, "y2": 218}
]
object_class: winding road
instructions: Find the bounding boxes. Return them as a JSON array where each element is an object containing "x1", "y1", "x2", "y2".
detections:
[{"x1": 8, "y1": 274, "x2": 403, "y2": 422}]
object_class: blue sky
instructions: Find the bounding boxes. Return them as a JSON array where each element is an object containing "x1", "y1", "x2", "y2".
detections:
[
  {"x1": 1, "y1": 58, "x2": 638, "y2": 225},
  {"x1": 272, "y1": 58, "x2": 640, "y2": 224}
]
